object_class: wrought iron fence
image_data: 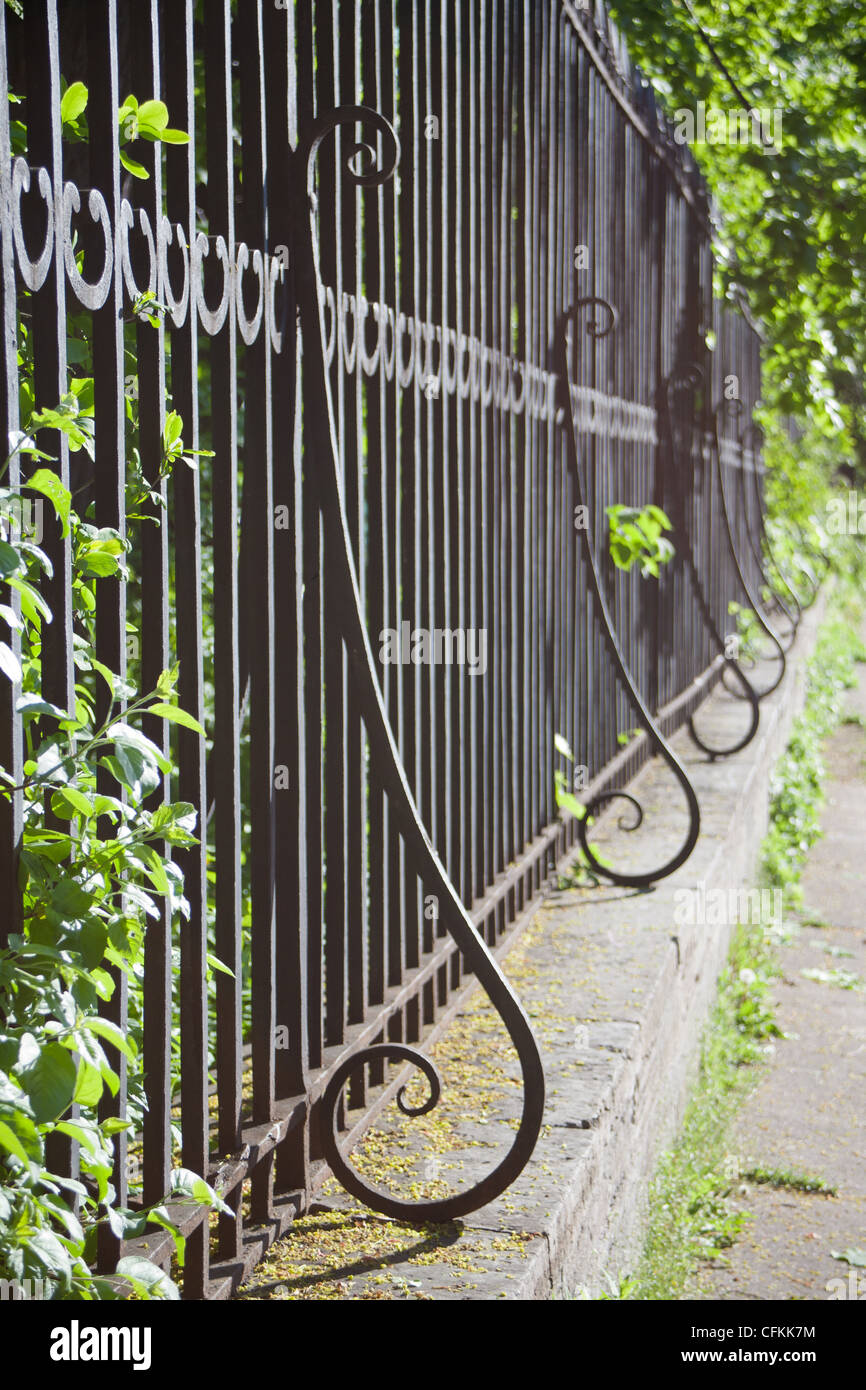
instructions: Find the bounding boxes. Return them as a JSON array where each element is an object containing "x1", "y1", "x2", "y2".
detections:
[{"x1": 0, "y1": 0, "x2": 771, "y2": 1297}]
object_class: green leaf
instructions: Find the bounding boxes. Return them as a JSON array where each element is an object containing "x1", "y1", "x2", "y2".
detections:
[
  {"x1": 90, "y1": 657, "x2": 118, "y2": 695},
  {"x1": 106, "y1": 1206, "x2": 148, "y2": 1240},
  {"x1": 0, "y1": 641, "x2": 22, "y2": 683},
  {"x1": 156, "y1": 663, "x2": 180, "y2": 697},
  {"x1": 645, "y1": 504, "x2": 672, "y2": 531},
  {"x1": 0, "y1": 539, "x2": 22, "y2": 577},
  {"x1": 7, "y1": 574, "x2": 53, "y2": 624},
  {"x1": 27, "y1": 467, "x2": 71, "y2": 536},
  {"x1": 831, "y1": 1248, "x2": 866, "y2": 1268},
  {"x1": 0, "y1": 1118, "x2": 31, "y2": 1166},
  {"x1": 0, "y1": 1100, "x2": 41, "y2": 1161},
  {"x1": 170, "y1": 1167, "x2": 234, "y2": 1217},
  {"x1": 150, "y1": 801, "x2": 198, "y2": 839},
  {"x1": 33, "y1": 741, "x2": 73, "y2": 783},
  {"x1": 72, "y1": 1058, "x2": 103, "y2": 1108},
  {"x1": 119, "y1": 150, "x2": 149, "y2": 179},
  {"x1": 90, "y1": 969, "x2": 115, "y2": 1002},
  {"x1": 74, "y1": 917, "x2": 109, "y2": 970},
  {"x1": 60, "y1": 81, "x2": 88, "y2": 126},
  {"x1": 22, "y1": 822, "x2": 72, "y2": 856},
  {"x1": 553, "y1": 733, "x2": 574, "y2": 761},
  {"x1": 82, "y1": 1016, "x2": 136, "y2": 1060},
  {"x1": 146, "y1": 1206, "x2": 186, "y2": 1265},
  {"x1": 146, "y1": 702, "x2": 205, "y2": 735},
  {"x1": 163, "y1": 411, "x2": 184, "y2": 449},
  {"x1": 140, "y1": 845, "x2": 171, "y2": 896},
  {"x1": 108, "y1": 720, "x2": 171, "y2": 774},
  {"x1": 69, "y1": 376, "x2": 95, "y2": 414},
  {"x1": 135, "y1": 99, "x2": 169, "y2": 133},
  {"x1": 157, "y1": 128, "x2": 190, "y2": 144},
  {"x1": 16, "y1": 694, "x2": 70, "y2": 719},
  {"x1": 78, "y1": 549, "x2": 120, "y2": 578},
  {"x1": 27, "y1": 1227, "x2": 73, "y2": 1281},
  {"x1": 100, "y1": 750, "x2": 158, "y2": 797},
  {"x1": 54, "y1": 1118, "x2": 103, "y2": 1154},
  {"x1": 17, "y1": 1041, "x2": 77, "y2": 1123},
  {"x1": 555, "y1": 787, "x2": 586, "y2": 821},
  {"x1": 114, "y1": 1255, "x2": 180, "y2": 1301},
  {"x1": 206, "y1": 951, "x2": 235, "y2": 978},
  {"x1": 50, "y1": 877, "x2": 94, "y2": 918},
  {"x1": 50, "y1": 787, "x2": 94, "y2": 820}
]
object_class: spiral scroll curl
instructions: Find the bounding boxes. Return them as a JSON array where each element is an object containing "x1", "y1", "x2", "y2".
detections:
[
  {"x1": 556, "y1": 301, "x2": 700, "y2": 888},
  {"x1": 293, "y1": 106, "x2": 545, "y2": 1222},
  {"x1": 120, "y1": 199, "x2": 157, "y2": 303},
  {"x1": 8, "y1": 154, "x2": 287, "y2": 350},
  {"x1": 663, "y1": 365, "x2": 761, "y2": 759},
  {"x1": 61, "y1": 182, "x2": 113, "y2": 311},
  {"x1": 11, "y1": 159, "x2": 54, "y2": 291}
]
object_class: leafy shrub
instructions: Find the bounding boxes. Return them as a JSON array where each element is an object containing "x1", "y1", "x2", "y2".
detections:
[{"x1": 0, "y1": 410, "x2": 228, "y2": 1300}]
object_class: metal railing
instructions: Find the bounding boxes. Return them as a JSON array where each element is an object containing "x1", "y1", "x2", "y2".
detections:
[{"x1": 0, "y1": 0, "x2": 769, "y2": 1297}]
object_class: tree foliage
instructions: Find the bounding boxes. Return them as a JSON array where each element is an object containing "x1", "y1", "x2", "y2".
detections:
[{"x1": 609, "y1": 0, "x2": 866, "y2": 470}]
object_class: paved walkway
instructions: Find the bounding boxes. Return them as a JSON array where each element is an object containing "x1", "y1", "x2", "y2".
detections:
[{"x1": 697, "y1": 639, "x2": 866, "y2": 1302}]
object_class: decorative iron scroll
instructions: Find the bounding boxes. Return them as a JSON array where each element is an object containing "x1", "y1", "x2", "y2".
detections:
[
  {"x1": 6, "y1": 157, "x2": 286, "y2": 348},
  {"x1": 555, "y1": 301, "x2": 700, "y2": 889},
  {"x1": 315, "y1": 279, "x2": 658, "y2": 440},
  {"x1": 711, "y1": 399, "x2": 786, "y2": 696},
  {"x1": 663, "y1": 365, "x2": 761, "y2": 760},
  {"x1": 736, "y1": 421, "x2": 800, "y2": 644},
  {"x1": 291, "y1": 106, "x2": 544, "y2": 1221}
]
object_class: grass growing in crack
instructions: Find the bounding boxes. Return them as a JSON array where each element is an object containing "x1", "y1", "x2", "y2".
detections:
[
  {"x1": 609, "y1": 921, "x2": 781, "y2": 1300},
  {"x1": 800, "y1": 966, "x2": 864, "y2": 991},
  {"x1": 807, "y1": 940, "x2": 854, "y2": 958},
  {"x1": 740, "y1": 1165, "x2": 837, "y2": 1195}
]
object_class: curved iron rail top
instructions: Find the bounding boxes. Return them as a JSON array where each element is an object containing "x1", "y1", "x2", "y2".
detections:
[
  {"x1": 289, "y1": 105, "x2": 544, "y2": 1221},
  {"x1": 555, "y1": 299, "x2": 700, "y2": 890}
]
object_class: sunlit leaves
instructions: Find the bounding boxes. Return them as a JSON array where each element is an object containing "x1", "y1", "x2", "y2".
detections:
[
  {"x1": 608, "y1": 0, "x2": 866, "y2": 452},
  {"x1": 607, "y1": 503, "x2": 675, "y2": 578}
]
